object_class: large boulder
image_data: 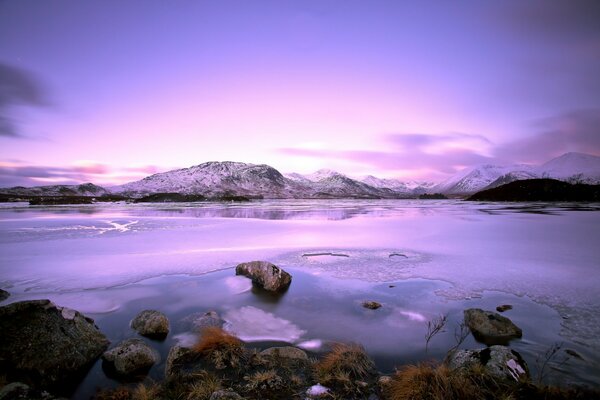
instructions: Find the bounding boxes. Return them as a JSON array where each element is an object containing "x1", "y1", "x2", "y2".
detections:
[
  {"x1": 235, "y1": 261, "x2": 292, "y2": 292},
  {"x1": 102, "y1": 338, "x2": 159, "y2": 378},
  {"x1": 0, "y1": 288, "x2": 9, "y2": 301},
  {"x1": 464, "y1": 308, "x2": 522, "y2": 345},
  {"x1": 446, "y1": 345, "x2": 529, "y2": 381},
  {"x1": 0, "y1": 300, "x2": 109, "y2": 390},
  {"x1": 131, "y1": 310, "x2": 170, "y2": 339}
]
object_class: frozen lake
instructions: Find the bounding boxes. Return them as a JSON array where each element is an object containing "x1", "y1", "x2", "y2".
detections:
[{"x1": 1, "y1": 199, "x2": 599, "y2": 396}]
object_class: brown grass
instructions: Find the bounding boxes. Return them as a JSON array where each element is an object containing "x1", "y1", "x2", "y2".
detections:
[
  {"x1": 192, "y1": 326, "x2": 245, "y2": 369},
  {"x1": 316, "y1": 343, "x2": 375, "y2": 381},
  {"x1": 93, "y1": 386, "x2": 133, "y2": 400},
  {"x1": 185, "y1": 371, "x2": 221, "y2": 400},
  {"x1": 131, "y1": 382, "x2": 161, "y2": 400}
]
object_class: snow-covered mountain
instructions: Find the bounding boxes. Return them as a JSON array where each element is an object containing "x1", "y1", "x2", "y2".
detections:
[
  {"x1": 2, "y1": 153, "x2": 598, "y2": 200},
  {"x1": 433, "y1": 152, "x2": 600, "y2": 195},
  {"x1": 535, "y1": 152, "x2": 600, "y2": 184},
  {"x1": 113, "y1": 162, "x2": 293, "y2": 198},
  {"x1": 0, "y1": 183, "x2": 109, "y2": 197}
]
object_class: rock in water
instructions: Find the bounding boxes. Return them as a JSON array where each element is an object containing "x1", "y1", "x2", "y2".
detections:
[
  {"x1": 496, "y1": 304, "x2": 513, "y2": 313},
  {"x1": 464, "y1": 308, "x2": 522, "y2": 345},
  {"x1": 102, "y1": 338, "x2": 159, "y2": 378},
  {"x1": 235, "y1": 261, "x2": 292, "y2": 292},
  {"x1": 362, "y1": 301, "x2": 382, "y2": 310},
  {"x1": 0, "y1": 300, "x2": 109, "y2": 390},
  {"x1": 131, "y1": 310, "x2": 170, "y2": 339},
  {"x1": 0, "y1": 288, "x2": 9, "y2": 301},
  {"x1": 446, "y1": 345, "x2": 529, "y2": 381},
  {"x1": 165, "y1": 345, "x2": 193, "y2": 378},
  {"x1": 180, "y1": 310, "x2": 225, "y2": 332}
]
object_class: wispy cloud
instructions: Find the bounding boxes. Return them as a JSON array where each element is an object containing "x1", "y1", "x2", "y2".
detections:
[
  {"x1": 0, "y1": 63, "x2": 50, "y2": 138},
  {"x1": 279, "y1": 108, "x2": 600, "y2": 179},
  {"x1": 0, "y1": 161, "x2": 160, "y2": 188}
]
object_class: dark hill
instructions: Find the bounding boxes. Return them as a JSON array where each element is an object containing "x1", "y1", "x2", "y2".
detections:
[{"x1": 467, "y1": 179, "x2": 600, "y2": 202}]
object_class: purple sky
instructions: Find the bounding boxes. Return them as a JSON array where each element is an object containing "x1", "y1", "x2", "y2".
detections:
[{"x1": 1, "y1": 1, "x2": 599, "y2": 186}]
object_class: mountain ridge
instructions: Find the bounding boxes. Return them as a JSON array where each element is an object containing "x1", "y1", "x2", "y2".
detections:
[{"x1": 1, "y1": 152, "x2": 599, "y2": 199}]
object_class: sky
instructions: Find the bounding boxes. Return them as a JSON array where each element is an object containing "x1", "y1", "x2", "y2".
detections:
[{"x1": 1, "y1": 0, "x2": 599, "y2": 187}]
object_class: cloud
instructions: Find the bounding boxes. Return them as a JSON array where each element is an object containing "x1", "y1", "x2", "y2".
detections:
[
  {"x1": 279, "y1": 132, "x2": 494, "y2": 177},
  {"x1": 0, "y1": 63, "x2": 49, "y2": 138},
  {"x1": 0, "y1": 162, "x2": 161, "y2": 188},
  {"x1": 495, "y1": 108, "x2": 600, "y2": 164}
]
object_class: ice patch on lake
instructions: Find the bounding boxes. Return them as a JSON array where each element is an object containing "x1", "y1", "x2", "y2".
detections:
[
  {"x1": 224, "y1": 276, "x2": 252, "y2": 293},
  {"x1": 223, "y1": 306, "x2": 306, "y2": 342}
]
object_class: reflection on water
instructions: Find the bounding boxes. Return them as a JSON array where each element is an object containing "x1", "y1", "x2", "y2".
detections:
[{"x1": 2, "y1": 199, "x2": 600, "y2": 221}]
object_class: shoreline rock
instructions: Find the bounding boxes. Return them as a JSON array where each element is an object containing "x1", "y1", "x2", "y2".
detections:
[
  {"x1": 446, "y1": 345, "x2": 530, "y2": 382},
  {"x1": 102, "y1": 338, "x2": 159, "y2": 378},
  {"x1": 0, "y1": 300, "x2": 109, "y2": 391},
  {"x1": 0, "y1": 288, "x2": 9, "y2": 301}
]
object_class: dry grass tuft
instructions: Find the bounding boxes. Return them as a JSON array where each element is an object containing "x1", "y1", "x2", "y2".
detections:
[
  {"x1": 185, "y1": 371, "x2": 222, "y2": 400},
  {"x1": 93, "y1": 386, "x2": 133, "y2": 400},
  {"x1": 131, "y1": 382, "x2": 161, "y2": 400},
  {"x1": 386, "y1": 363, "x2": 483, "y2": 400},
  {"x1": 316, "y1": 343, "x2": 375, "y2": 381},
  {"x1": 192, "y1": 326, "x2": 245, "y2": 369}
]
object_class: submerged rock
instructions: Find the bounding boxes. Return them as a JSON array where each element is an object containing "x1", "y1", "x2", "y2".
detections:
[
  {"x1": 362, "y1": 301, "x2": 382, "y2": 310},
  {"x1": 0, "y1": 300, "x2": 109, "y2": 390},
  {"x1": 102, "y1": 338, "x2": 159, "y2": 377},
  {"x1": 446, "y1": 345, "x2": 529, "y2": 381},
  {"x1": 235, "y1": 261, "x2": 292, "y2": 292},
  {"x1": 181, "y1": 310, "x2": 225, "y2": 332},
  {"x1": 0, "y1": 288, "x2": 9, "y2": 301},
  {"x1": 464, "y1": 308, "x2": 522, "y2": 345},
  {"x1": 260, "y1": 346, "x2": 308, "y2": 361},
  {"x1": 131, "y1": 309, "x2": 170, "y2": 339},
  {"x1": 496, "y1": 304, "x2": 513, "y2": 313}
]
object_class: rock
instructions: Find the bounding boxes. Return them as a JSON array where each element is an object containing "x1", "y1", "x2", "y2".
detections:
[
  {"x1": 0, "y1": 300, "x2": 109, "y2": 390},
  {"x1": 496, "y1": 304, "x2": 513, "y2": 313},
  {"x1": 209, "y1": 390, "x2": 243, "y2": 400},
  {"x1": 165, "y1": 345, "x2": 193, "y2": 378},
  {"x1": 260, "y1": 346, "x2": 308, "y2": 361},
  {"x1": 181, "y1": 310, "x2": 225, "y2": 332},
  {"x1": 0, "y1": 383, "x2": 30, "y2": 400},
  {"x1": 102, "y1": 338, "x2": 159, "y2": 377},
  {"x1": 235, "y1": 261, "x2": 292, "y2": 292},
  {"x1": 446, "y1": 345, "x2": 529, "y2": 381},
  {"x1": 0, "y1": 288, "x2": 9, "y2": 301},
  {"x1": 362, "y1": 301, "x2": 382, "y2": 310},
  {"x1": 131, "y1": 310, "x2": 170, "y2": 339},
  {"x1": 565, "y1": 349, "x2": 584, "y2": 360},
  {"x1": 464, "y1": 308, "x2": 522, "y2": 345}
]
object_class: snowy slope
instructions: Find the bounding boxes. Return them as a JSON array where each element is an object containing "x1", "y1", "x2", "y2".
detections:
[
  {"x1": 536, "y1": 152, "x2": 600, "y2": 184},
  {"x1": 113, "y1": 161, "x2": 292, "y2": 198}
]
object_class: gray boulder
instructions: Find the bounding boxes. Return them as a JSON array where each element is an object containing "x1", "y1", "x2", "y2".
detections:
[
  {"x1": 131, "y1": 309, "x2": 170, "y2": 339},
  {"x1": 0, "y1": 288, "x2": 9, "y2": 301},
  {"x1": 0, "y1": 300, "x2": 109, "y2": 389},
  {"x1": 464, "y1": 308, "x2": 522, "y2": 345},
  {"x1": 260, "y1": 346, "x2": 308, "y2": 361},
  {"x1": 446, "y1": 345, "x2": 529, "y2": 381},
  {"x1": 235, "y1": 261, "x2": 292, "y2": 292},
  {"x1": 209, "y1": 390, "x2": 243, "y2": 400},
  {"x1": 165, "y1": 344, "x2": 193, "y2": 378},
  {"x1": 102, "y1": 338, "x2": 159, "y2": 377}
]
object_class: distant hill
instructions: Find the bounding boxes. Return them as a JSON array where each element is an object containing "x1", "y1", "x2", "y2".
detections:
[{"x1": 467, "y1": 179, "x2": 600, "y2": 202}]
